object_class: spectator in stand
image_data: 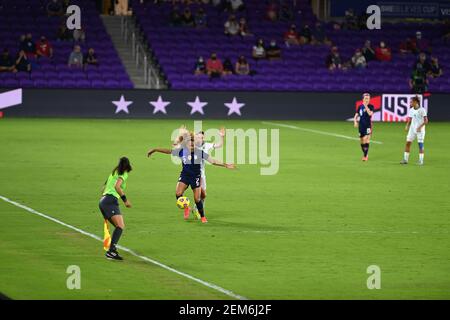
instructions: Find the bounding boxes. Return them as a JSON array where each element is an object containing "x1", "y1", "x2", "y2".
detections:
[
  {"x1": 84, "y1": 48, "x2": 98, "y2": 67},
  {"x1": 284, "y1": 24, "x2": 300, "y2": 47},
  {"x1": 311, "y1": 21, "x2": 332, "y2": 46},
  {"x1": 0, "y1": 49, "x2": 17, "y2": 73},
  {"x1": 252, "y1": 39, "x2": 266, "y2": 61},
  {"x1": 169, "y1": 6, "x2": 182, "y2": 26},
  {"x1": 194, "y1": 56, "x2": 206, "y2": 75},
  {"x1": 68, "y1": 45, "x2": 83, "y2": 68},
  {"x1": 235, "y1": 55, "x2": 250, "y2": 75},
  {"x1": 228, "y1": 0, "x2": 245, "y2": 12},
  {"x1": 343, "y1": 8, "x2": 358, "y2": 30},
  {"x1": 427, "y1": 57, "x2": 442, "y2": 78},
  {"x1": 361, "y1": 40, "x2": 375, "y2": 62},
  {"x1": 115, "y1": 0, "x2": 129, "y2": 16},
  {"x1": 326, "y1": 46, "x2": 343, "y2": 71},
  {"x1": 36, "y1": 36, "x2": 53, "y2": 59},
  {"x1": 206, "y1": 52, "x2": 223, "y2": 78},
  {"x1": 413, "y1": 31, "x2": 431, "y2": 54},
  {"x1": 399, "y1": 37, "x2": 416, "y2": 55},
  {"x1": 299, "y1": 24, "x2": 312, "y2": 45},
  {"x1": 266, "y1": 39, "x2": 281, "y2": 60},
  {"x1": 73, "y1": 26, "x2": 86, "y2": 43},
  {"x1": 266, "y1": 1, "x2": 278, "y2": 22},
  {"x1": 413, "y1": 52, "x2": 431, "y2": 75},
  {"x1": 47, "y1": 0, "x2": 64, "y2": 17},
  {"x1": 224, "y1": 15, "x2": 240, "y2": 36},
  {"x1": 278, "y1": 3, "x2": 294, "y2": 22},
  {"x1": 375, "y1": 41, "x2": 392, "y2": 61},
  {"x1": 239, "y1": 17, "x2": 252, "y2": 37},
  {"x1": 23, "y1": 33, "x2": 37, "y2": 58},
  {"x1": 15, "y1": 50, "x2": 31, "y2": 72},
  {"x1": 222, "y1": 58, "x2": 234, "y2": 75},
  {"x1": 18, "y1": 34, "x2": 27, "y2": 52},
  {"x1": 351, "y1": 49, "x2": 367, "y2": 69},
  {"x1": 181, "y1": 8, "x2": 195, "y2": 27},
  {"x1": 409, "y1": 69, "x2": 428, "y2": 94},
  {"x1": 57, "y1": 22, "x2": 72, "y2": 41},
  {"x1": 194, "y1": 8, "x2": 207, "y2": 28}
]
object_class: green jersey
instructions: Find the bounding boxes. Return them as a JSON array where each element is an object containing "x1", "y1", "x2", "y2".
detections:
[{"x1": 103, "y1": 171, "x2": 128, "y2": 199}]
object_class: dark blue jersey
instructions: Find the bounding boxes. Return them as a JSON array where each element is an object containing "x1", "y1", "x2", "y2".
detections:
[
  {"x1": 172, "y1": 147, "x2": 209, "y2": 177},
  {"x1": 357, "y1": 104, "x2": 374, "y2": 128}
]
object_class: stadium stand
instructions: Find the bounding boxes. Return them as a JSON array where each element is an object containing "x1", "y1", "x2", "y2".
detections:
[
  {"x1": 0, "y1": 0, "x2": 133, "y2": 89},
  {"x1": 132, "y1": 0, "x2": 450, "y2": 93}
]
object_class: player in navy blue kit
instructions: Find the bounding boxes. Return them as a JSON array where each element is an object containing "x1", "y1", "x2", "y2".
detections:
[
  {"x1": 353, "y1": 93, "x2": 375, "y2": 161},
  {"x1": 147, "y1": 131, "x2": 235, "y2": 223}
]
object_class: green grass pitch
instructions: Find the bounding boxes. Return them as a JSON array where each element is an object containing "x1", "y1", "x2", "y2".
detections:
[{"x1": 0, "y1": 118, "x2": 449, "y2": 299}]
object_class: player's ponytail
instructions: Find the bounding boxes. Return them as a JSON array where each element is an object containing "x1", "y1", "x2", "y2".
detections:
[{"x1": 113, "y1": 157, "x2": 132, "y2": 175}]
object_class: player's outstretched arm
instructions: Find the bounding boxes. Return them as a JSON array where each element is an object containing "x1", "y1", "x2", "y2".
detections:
[
  {"x1": 207, "y1": 157, "x2": 236, "y2": 169},
  {"x1": 147, "y1": 148, "x2": 173, "y2": 157},
  {"x1": 214, "y1": 127, "x2": 226, "y2": 149}
]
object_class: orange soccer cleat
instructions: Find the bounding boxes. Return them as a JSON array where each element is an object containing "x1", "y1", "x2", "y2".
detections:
[
  {"x1": 201, "y1": 217, "x2": 208, "y2": 224},
  {"x1": 362, "y1": 156, "x2": 368, "y2": 161},
  {"x1": 184, "y1": 206, "x2": 190, "y2": 220}
]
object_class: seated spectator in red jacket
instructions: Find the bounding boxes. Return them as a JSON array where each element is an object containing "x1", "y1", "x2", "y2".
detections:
[
  {"x1": 206, "y1": 53, "x2": 223, "y2": 78},
  {"x1": 399, "y1": 37, "x2": 416, "y2": 55},
  {"x1": 375, "y1": 41, "x2": 392, "y2": 61},
  {"x1": 36, "y1": 36, "x2": 53, "y2": 58},
  {"x1": 413, "y1": 31, "x2": 431, "y2": 54},
  {"x1": 284, "y1": 24, "x2": 299, "y2": 47},
  {"x1": 0, "y1": 49, "x2": 17, "y2": 73}
]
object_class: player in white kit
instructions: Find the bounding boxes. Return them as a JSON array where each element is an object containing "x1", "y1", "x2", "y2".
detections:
[
  {"x1": 400, "y1": 96, "x2": 429, "y2": 165},
  {"x1": 193, "y1": 128, "x2": 225, "y2": 219}
]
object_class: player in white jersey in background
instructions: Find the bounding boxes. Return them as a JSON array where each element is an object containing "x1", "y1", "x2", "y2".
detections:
[
  {"x1": 400, "y1": 96, "x2": 429, "y2": 166},
  {"x1": 192, "y1": 127, "x2": 225, "y2": 219}
]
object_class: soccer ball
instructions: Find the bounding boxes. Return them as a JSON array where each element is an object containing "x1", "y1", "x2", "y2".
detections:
[{"x1": 176, "y1": 196, "x2": 190, "y2": 209}]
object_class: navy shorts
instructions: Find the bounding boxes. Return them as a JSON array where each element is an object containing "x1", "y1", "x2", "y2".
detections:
[
  {"x1": 99, "y1": 194, "x2": 121, "y2": 220},
  {"x1": 178, "y1": 174, "x2": 201, "y2": 189},
  {"x1": 359, "y1": 125, "x2": 372, "y2": 138}
]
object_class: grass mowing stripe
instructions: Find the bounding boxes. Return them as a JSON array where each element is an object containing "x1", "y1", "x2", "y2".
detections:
[
  {"x1": 0, "y1": 195, "x2": 248, "y2": 301},
  {"x1": 262, "y1": 121, "x2": 384, "y2": 144}
]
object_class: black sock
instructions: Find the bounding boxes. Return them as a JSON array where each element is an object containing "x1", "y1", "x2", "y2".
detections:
[
  {"x1": 364, "y1": 143, "x2": 370, "y2": 157},
  {"x1": 110, "y1": 227, "x2": 123, "y2": 251},
  {"x1": 361, "y1": 144, "x2": 365, "y2": 154},
  {"x1": 195, "y1": 201, "x2": 205, "y2": 218}
]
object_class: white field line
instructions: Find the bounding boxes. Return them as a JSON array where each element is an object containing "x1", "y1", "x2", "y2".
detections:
[
  {"x1": 0, "y1": 195, "x2": 247, "y2": 300},
  {"x1": 262, "y1": 121, "x2": 383, "y2": 145}
]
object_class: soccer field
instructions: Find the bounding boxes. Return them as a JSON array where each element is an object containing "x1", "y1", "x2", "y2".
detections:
[{"x1": 1, "y1": 118, "x2": 449, "y2": 300}]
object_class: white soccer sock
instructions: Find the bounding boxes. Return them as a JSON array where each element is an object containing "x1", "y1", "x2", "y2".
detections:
[
  {"x1": 419, "y1": 153, "x2": 424, "y2": 162},
  {"x1": 404, "y1": 152, "x2": 410, "y2": 161}
]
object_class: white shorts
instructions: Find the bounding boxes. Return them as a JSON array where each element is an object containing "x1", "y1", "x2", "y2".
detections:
[
  {"x1": 407, "y1": 129, "x2": 425, "y2": 143},
  {"x1": 200, "y1": 174, "x2": 206, "y2": 190}
]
